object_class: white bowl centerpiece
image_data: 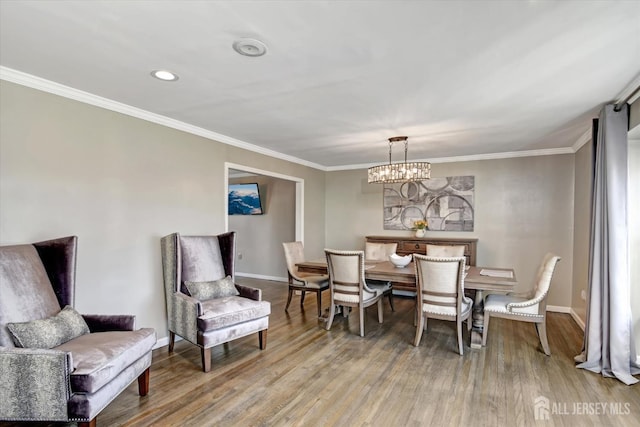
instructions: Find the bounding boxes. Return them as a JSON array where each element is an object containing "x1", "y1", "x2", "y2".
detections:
[{"x1": 389, "y1": 253, "x2": 412, "y2": 268}]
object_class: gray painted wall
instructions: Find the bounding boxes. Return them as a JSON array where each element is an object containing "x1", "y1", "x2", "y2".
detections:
[
  {"x1": 325, "y1": 156, "x2": 576, "y2": 308},
  {"x1": 229, "y1": 175, "x2": 295, "y2": 279},
  {"x1": 0, "y1": 80, "x2": 326, "y2": 343},
  {"x1": 4, "y1": 77, "x2": 632, "y2": 343},
  {"x1": 571, "y1": 141, "x2": 592, "y2": 325}
]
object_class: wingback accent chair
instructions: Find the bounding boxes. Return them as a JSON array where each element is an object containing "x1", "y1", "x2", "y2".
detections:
[
  {"x1": 282, "y1": 241, "x2": 329, "y2": 318},
  {"x1": 324, "y1": 249, "x2": 389, "y2": 337},
  {"x1": 161, "y1": 232, "x2": 271, "y2": 372},
  {"x1": 482, "y1": 253, "x2": 561, "y2": 355},
  {"x1": 413, "y1": 254, "x2": 472, "y2": 355},
  {"x1": 0, "y1": 236, "x2": 156, "y2": 427}
]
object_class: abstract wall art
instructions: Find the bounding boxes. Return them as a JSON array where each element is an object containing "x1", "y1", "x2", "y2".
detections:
[{"x1": 383, "y1": 176, "x2": 475, "y2": 231}]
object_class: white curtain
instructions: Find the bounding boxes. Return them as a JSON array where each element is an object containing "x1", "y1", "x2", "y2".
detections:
[{"x1": 575, "y1": 104, "x2": 640, "y2": 385}]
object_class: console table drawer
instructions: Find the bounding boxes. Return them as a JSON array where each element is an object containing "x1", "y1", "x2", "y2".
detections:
[{"x1": 400, "y1": 241, "x2": 427, "y2": 253}]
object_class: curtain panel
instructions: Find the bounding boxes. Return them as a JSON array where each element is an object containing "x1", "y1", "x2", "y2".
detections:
[{"x1": 575, "y1": 104, "x2": 639, "y2": 385}]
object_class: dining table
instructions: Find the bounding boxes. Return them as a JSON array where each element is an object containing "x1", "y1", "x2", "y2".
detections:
[{"x1": 296, "y1": 259, "x2": 518, "y2": 349}]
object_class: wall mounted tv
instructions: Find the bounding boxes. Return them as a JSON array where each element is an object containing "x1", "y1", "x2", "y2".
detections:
[{"x1": 228, "y1": 183, "x2": 264, "y2": 215}]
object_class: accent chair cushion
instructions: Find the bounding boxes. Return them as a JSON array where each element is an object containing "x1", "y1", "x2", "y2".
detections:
[
  {"x1": 185, "y1": 276, "x2": 239, "y2": 301},
  {"x1": 55, "y1": 327, "x2": 157, "y2": 393},
  {"x1": 7, "y1": 305, "x2": 90, "y2": 348},
  {"x1": 197, "y1": 296, "x2": 271, "y2": 331}
]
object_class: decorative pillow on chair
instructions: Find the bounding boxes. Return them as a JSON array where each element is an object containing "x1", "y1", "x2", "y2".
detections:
[
  {"x1": 184, "y1": 276, "x2": 239, "y2": 301},
  {"x1": 7, "y1": 305, "x2": 90, "y2": 348}
]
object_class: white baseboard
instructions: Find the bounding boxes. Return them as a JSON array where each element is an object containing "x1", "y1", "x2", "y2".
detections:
[
  {"x1": 236, "y1": 272, "x2": 287, "y2": 282},
  {"x1": 569, "y1": 308, "x2": 586, "y2": 330},
  {"x1": 153, "y1": 335, "x2": 171, "y2": 350},
  {"x1": 546, "y1": 305, "x2": 571, "y2": 313},
  {"x1": 546, "y1": 305, "x2": 585, "y2": 330}
]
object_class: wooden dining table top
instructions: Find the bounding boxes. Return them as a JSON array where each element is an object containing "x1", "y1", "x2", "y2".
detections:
[{"x1": 296, "y1": 260, "x2": 517, "y2": 292}]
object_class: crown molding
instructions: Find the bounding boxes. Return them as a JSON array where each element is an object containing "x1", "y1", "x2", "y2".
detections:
[
  {"x1": 2, "y1": 66, "x2": 581, "y2": 172},
  {"x1": 0, "y1": 66, "x2": 327, "y2": 171},
  {"x1": 571, "y1": 129, "x2": 592, "y2": 152},
  {"x1": 615, "y1": 73, "x2": 640, "y2": 106}
]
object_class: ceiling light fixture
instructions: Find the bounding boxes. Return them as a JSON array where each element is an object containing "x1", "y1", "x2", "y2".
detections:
[
  {"x1": 232, "y1": 38, "x2": 267, "y2": 57},
  {"x1": 367, "y1": 136, "x2": 431, "y2": 184},
  {"x1": 150, "y1": 70, "x2": 179, "y2": 81}
]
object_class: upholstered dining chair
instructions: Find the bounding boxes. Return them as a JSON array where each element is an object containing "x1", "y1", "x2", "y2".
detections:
[
  {"x1": 426, "y1": 244, "x2": 465, "y2": 257},
  {"x1": 365, "y1": 241, "x2": 398, "y2": 261},
  {"x1": 0, "y1": 236, "x2": 156, "y2": 427},
  {"x1": 161, "y1": 232, "x2": 271, "y2": 372},
  {"x1": 364, "y1": 242, "x2": 396, "y2": 311},
  {"x1": 413, "y1": 254, "x2": 472, "y2": 355},
  {"x1": 324, "y1": 249, "x2": 390, "y2": 337},
  {"x1": 482, "y1": 253, "x2": 561, "y2": 356},
  {"x1": 282, "y1": 241, "x2": 329, "y2": 318}
]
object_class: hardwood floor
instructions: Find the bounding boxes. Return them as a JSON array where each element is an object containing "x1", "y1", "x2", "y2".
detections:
[{"x1": 3, "y1": 278, "x2": 639, "y2": 426}]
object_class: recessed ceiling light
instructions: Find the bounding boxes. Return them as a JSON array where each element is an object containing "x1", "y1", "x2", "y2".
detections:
[
  {"x1": 232, "y1": 38, "x2": 267, "y2": 57},
  {"x1": 151, "y1": 70, "x2": 179, "y2": 81}
]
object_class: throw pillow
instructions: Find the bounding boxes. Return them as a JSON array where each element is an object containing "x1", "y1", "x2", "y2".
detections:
[
  {"x1": 184, "y1": 276, "x2": 239, "y2": 301},
  {"x1": 7, "y1": 305, "x2": 90, "y2": 348}
]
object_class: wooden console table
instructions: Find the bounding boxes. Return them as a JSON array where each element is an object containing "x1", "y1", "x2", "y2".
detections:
[{"x1": 366, "y1": 235, "x2": 477, "y2": 267}]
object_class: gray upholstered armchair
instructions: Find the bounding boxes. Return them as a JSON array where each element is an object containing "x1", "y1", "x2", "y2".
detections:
[
  {"x1": 160, "y1": 232, "x2": 270, "y2": 372},
  {"x1": 0, "y1": 236, "x2": 156, "y2": 427}
]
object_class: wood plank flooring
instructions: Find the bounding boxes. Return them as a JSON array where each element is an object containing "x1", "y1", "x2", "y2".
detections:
[{"x1": 2, "y1": 278, "x2": 639, "y2": 426}]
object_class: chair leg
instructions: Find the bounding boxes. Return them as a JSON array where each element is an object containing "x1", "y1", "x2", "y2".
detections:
[
  {"x1": 537, "y1": 320, "x2": 551, "y2": 356},
  {"x1": 326, "y1": 303, "x2": 336, "y2": 331},
  {"x1": 377, "y1": 299, "x2": 384, "y2": 323},
  {"x1": 457, "y1": 320, "x2": 464, "y2": 356},
  {"x1": 316, "y1": 291, "x2": 322, "y2": 318},
  {"x1": 259, "y1": 329, "x2": 267, "y2": 350},
  {"x1": 467, "y1": 314, "x2": 472, "y2": 331},
  {"x1": 300, "y1": 291, "x2": 306, "y2": 306},
  {"x1": 414, "y1": 312, "x2": 424, "y2": 346},
  {"x1": 201, "y1": 347, "x2": 211, "y2": 373},
  {"x1": 388, "y1": 291, "x2": 395, "y2": 312},
  {"x1": 285, "y1": 288, "x2": 293, "y2": 312},
  {"x1": 482, "y1": 313, "x2": 490, "y2": 346},
  {"x1": 359, "y1": 305, "x2": 365, "y2": 337},
  {"x1": 137, "y1": 367, "x2": 150, "y2": 396},
  {"x1": 78, "y1": 419, "x2": 96, "y2": 427},
  {"x1": 168, "y1": 331, "x2": 175, "y2": 353}
]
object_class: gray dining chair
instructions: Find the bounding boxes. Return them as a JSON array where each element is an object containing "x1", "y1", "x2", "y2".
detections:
[
  {"x1": 324, "y1": 249, "x2": 389, "y2": 337},
  {"x1": 282, "y1": 241, "x2": 329, "y2": 318},
  {"x1": 364, "y1": 242, "x2": 396, "y2": 311},
  {"x1": 482, "y1": 253, "x2": 561, "y2": 355},
  {"x1": 413, "y1": 254, "x2": 472, "y2": 355}
]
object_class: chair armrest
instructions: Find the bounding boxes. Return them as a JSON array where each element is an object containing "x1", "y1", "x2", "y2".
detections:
[
  {"x1": 82, "y1": 314, "x2": 136, "y2": 332},
  {"x1": 506, "y1": 298, "x2": 539, "y2": 311},
  {"x1": 169, "y1": 292, "x2": 203, "y2": 343},
  {"x1": 506, "y1": 290, "x2": 535, "y2": 299},
  {"x1": 0, "y1": 347, "x2": 72, "y2": 421},
  {"x1": 235, "y1": 284, "x2": 262, "y2": 301}
]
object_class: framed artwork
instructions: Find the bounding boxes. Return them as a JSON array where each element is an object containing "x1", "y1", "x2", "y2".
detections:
[
  {"x1": 228, "y1": 183, "x2": 264, "y2": 215},
  {"x1": 383, "y1": 176, "x2": 475, "y2": 231}
]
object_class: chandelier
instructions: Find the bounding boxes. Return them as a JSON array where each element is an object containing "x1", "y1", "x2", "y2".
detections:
[{"x1": 367, "y1": 136, "x2": 431, "y2": 184}]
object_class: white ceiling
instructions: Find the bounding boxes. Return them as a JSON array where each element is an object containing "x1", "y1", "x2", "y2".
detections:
[{"x1": 1, "y1": 1, "x2": 639, "y2": 169}]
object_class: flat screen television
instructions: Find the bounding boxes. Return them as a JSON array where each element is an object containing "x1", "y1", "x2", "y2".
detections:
[{"x1": 228, "y1": 183, "x2": 264, "y2": 215}]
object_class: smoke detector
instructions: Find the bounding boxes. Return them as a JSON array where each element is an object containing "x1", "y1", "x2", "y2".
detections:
[{"x1": 232, "y1": 38, "x2": 267, "y2": 57}]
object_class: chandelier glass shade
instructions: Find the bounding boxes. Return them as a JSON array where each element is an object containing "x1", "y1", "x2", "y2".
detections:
[{"x1": 367, "y1": 136, "x2": 431, "y2": 184}]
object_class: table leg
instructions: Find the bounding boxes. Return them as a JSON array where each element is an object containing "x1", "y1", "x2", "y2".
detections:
[{"x1": 470, "y1": 289, "x2": 484, "y2": 349}]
